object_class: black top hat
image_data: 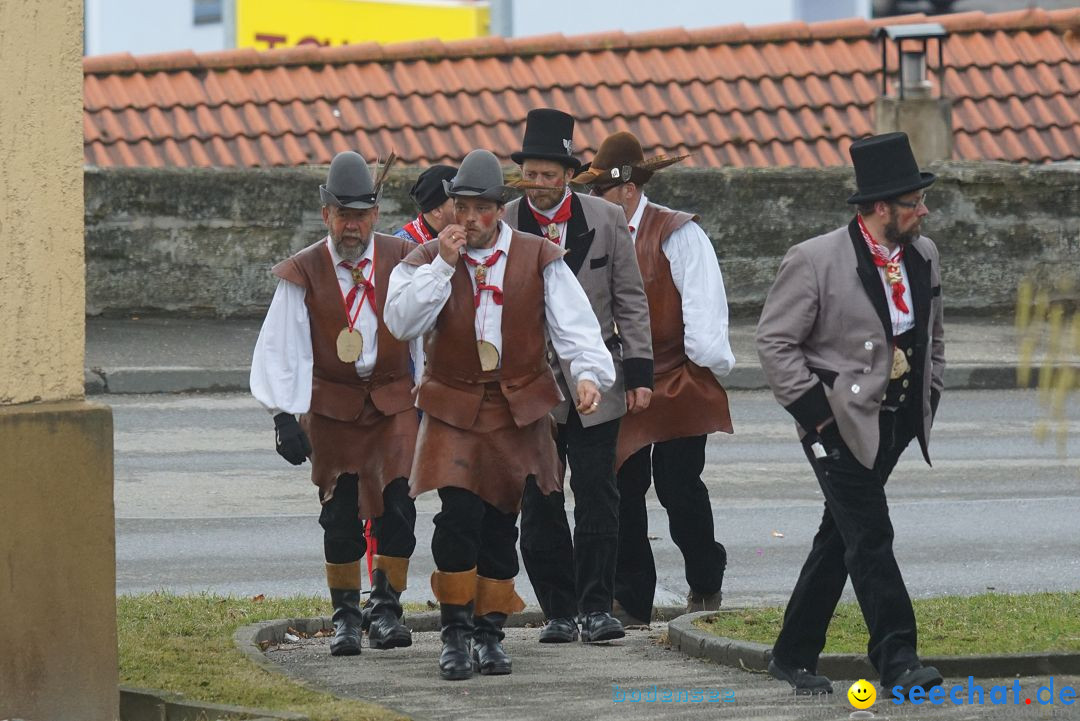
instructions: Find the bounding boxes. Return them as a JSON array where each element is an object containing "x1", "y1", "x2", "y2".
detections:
[
  {"x1": 409, "y1": 164, "x2": 457, "y2": 212},
  {"x1": 510, "y1": 108, "x2": 581, "y2": 171},
  {"x1": 847, "y1": 132, "x2": 935, "y2": 204}
]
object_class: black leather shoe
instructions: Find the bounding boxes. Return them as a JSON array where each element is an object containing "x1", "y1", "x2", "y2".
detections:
[
  {"x1": 888, "y1": 665, "x2": 943, "y2": 692},
  {"x1": 328, "y1": 588, "x2": 363, "y2": 657},
  {"x1": 538, "y1": 617, "x2": 579, "y2": 643},
  {"x1": 579, "y1": 611, "x2": 625, "y2": 643},
  {"x1": 768, "y1": 658, "x2": 833, "y2": 695}
]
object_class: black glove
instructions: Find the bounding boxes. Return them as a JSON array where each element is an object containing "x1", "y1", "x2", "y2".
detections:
[{"x1": 274, "y1": 412, "x2": 311, "y2": 466}]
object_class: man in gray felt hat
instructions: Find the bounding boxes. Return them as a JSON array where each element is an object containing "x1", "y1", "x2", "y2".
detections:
[
  {"x1": 251, "y1": 150, "x2": 423, "y2": 659},
  {"x1": 385, "y1": 148, "x2": 614, "y2": 681}
]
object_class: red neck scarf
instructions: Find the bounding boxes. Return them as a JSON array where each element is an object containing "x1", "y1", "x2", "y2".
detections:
[
  {"x1": 529, "y1": 192, "x2": 573, "y2": 245},
  {"x1": 402, "y1": 214, "x2": 435, "y2": 244},
  {"x1": 857, "y1": 215, "x2": 909, "y2": 314},
  {"x1": 338, "y1": 257, "x2": 376, "y2": 315},
  {"x1": 462, "y1": 249, "x2": 505, "y2": 307}
]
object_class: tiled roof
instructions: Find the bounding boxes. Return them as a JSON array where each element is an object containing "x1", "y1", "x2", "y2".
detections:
[{"x1": 83, "y1": 8, "x2": 1080, "y2": 169}]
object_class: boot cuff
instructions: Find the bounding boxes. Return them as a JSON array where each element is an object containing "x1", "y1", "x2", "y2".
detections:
[
  {"x1": 431, "y1": 568, "x2": 477, "y2": 605},
  {"x1": 475, "y1": 575, "x2": 526, "y2": 617},
  {"x1": 325, "y1": 560, "x2": 362, "y2": 591},
  {"x1": 373, "y1": 554, "x2": 409, "y2": 592}
]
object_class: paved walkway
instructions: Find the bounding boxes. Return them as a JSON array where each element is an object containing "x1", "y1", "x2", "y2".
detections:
[{"x1": 263, "y1": 623, "x2": 1080, "y2": 721}]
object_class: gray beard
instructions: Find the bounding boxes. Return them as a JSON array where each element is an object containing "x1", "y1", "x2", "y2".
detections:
[{"x1": 333, "y1": 236, "x2": 367, "y2": 261}]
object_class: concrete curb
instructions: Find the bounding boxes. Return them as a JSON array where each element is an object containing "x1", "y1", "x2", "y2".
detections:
[
  {"x1": 119, "y1": 685, "x2": 308, "y2": 721},
  {"x1": 85, "y1": 363, "x2": 1033, "y2": 395},
  {"x1": 668, "y1": 611, "x2": 1080, "y2": 679},
  {"x1": 86, "y1": 367, "x2": 250, "y2": 394}
]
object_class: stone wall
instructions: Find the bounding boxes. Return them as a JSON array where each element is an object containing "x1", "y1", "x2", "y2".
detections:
[{"x1": 85, "y1": 162, "x2": 1080, "y2": 318}]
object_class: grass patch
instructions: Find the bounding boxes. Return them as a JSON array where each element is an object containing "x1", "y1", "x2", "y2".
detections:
[
  {"x1": 118, "y1": 592, "x2": 411, "y2": 721},
  {"x1": 696, "y1": 592, "x2": 1080, "y2": 656}
]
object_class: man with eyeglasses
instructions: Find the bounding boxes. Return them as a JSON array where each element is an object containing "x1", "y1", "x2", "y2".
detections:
[
  {"x1": 756, "y1": 132, "x2": 945, "y2": 696},
  {"x1": 504, "y1": 108, "x2": 653, "y2": 645},
  {"x1": 572, "y1": 131, "x2": 735, "y2": 627}
]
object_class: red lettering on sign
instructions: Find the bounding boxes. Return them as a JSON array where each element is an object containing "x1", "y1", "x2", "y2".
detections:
[
  {"x1": 252, "y1": 33, "x2": 352, "y2": 49},
  {"x1": 254, "y1": 33, "x2": 287, "y2": 48}
]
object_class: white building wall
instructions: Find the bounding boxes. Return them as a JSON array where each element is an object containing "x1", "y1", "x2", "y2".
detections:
[
  {"x1": 509, "y1": 0, "x2": 798, "y2": 34},
  {"x1": 85, "y1": 0, "x2": 227, "y2": 56}
]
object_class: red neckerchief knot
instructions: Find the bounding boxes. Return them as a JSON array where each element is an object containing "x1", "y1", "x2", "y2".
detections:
[
  {"x1": 857, "y1": 215, "x2": 909, "y2": 314},
  {"x1": 529, "y1": 193, "x2": 573, "y2": 245},
  {"x1": 339, "y1": 258, "x2": 376, "y2": 312},
  {"x1": 462, "y1": 249, "x2": 504, "y2": 308}
]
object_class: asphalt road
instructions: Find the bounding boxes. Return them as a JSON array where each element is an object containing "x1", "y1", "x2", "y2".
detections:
[{"x1": 112, "y1": 389, "x2": 1080, "y2": 607}]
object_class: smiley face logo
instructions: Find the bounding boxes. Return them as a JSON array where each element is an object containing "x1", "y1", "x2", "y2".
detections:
[{"x1": 847, "y1": 679, "x2": 877, "y2": 709}]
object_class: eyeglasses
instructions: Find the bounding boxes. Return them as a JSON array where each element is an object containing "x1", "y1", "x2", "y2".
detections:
[{"x1": 891, "y1": 193, "x2": 928, "y2": 209}]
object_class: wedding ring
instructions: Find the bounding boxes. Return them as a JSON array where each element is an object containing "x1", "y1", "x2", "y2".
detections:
[{"x1": 590, "y1": 401, "x2": 599, "y2": 408}]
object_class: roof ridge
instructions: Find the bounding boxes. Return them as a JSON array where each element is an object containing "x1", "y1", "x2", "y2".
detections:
[{"x1": 82, "y1": 7, "x2": 1080, "y2": 76}]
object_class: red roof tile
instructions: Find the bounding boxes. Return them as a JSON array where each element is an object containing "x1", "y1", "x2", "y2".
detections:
[{"x1": 83, "y1": 8, "x2": 1080, "y2": 169}]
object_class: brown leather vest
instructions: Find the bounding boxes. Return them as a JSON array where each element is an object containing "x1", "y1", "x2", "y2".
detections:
[
  {"x1": 614, "y1": 201, "x2": 734, "y2": 467},
  {"x1": 271, "y1": 233, "x2": 415, "y2": 421},
  {"x1": 401, "y1": 227, "x2": 564, "y2": 430},
  {"x1": 634, "y1": 203, "x2": 699, "y2": 375}
]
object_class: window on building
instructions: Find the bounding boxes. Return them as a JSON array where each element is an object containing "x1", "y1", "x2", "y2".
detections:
[{"x1": 194, "y1": 0, "x2": 222, "y2": 25}]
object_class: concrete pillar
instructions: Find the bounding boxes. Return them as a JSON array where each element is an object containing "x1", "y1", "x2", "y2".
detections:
[
  {"x1": 874, "y1": 96, "x2": 954, "y2": 167},
  {"x1": 0, "y1": 1, "x2": 119, "y2": 719}
]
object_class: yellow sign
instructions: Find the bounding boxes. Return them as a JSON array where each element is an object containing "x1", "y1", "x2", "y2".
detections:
[{"x1": 237, "y1": 0, "x2": 489, "y2": 50}]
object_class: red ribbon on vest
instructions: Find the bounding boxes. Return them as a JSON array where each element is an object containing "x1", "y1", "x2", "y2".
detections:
[
  {"x1": 857, "y1": 215, "x2": 909, "y2": 314},
  {"x1": 529, "y1": 194, "x2": 573, "y2": 245},
  {"x1": 462, "y1": 249, "x2": 504, "y2": 308}
]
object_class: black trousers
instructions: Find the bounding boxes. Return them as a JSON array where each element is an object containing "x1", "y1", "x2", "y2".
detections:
[
  {"x1": 431, "y1": 486, "x2": 520, "y2": 581},
  {"x1": 614, "y1": 435, "x2": 726, "y2": 621},
  {"x1": 320, "y1": 475, "x2": 416, "y2": 564},
  {"x1": 772, "y1": 410, "x2": 921, "y2": 685},
  {"x1": 520, "y1": 409, "x2": 621, "y2": 618}
]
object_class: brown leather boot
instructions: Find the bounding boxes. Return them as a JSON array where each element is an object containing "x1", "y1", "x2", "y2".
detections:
[
  {"x1": 473, "y1": 576, "x2": 525, "y2": 675},
  {"x1": 325, "y1": 561, "x2": 362, "y2": 656},
  {"x1": 367, "y1": 555, "x2": 412, "y2": 650},
  {"x1": 432, "y1": 568, "x2": 478, "y2": 681}
]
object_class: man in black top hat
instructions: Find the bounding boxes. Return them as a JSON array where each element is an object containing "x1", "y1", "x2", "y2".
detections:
[
  {"x1": 505, "y1": 108, "x2": 653, "y2": 644},
  {"x1": 756, "y1": 132, "x2": 945, "y2": 695},
  {"x1": 396, "y1": 164, "x2": 459, "y2": 244}
]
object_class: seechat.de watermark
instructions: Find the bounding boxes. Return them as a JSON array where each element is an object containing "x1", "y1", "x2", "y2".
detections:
[
  {"x1": 890, "y1": 677, "x2": 1076, "y2": 707},
  {"x1": 612, "y1": 683, "x2": 735, "y2": 703}
]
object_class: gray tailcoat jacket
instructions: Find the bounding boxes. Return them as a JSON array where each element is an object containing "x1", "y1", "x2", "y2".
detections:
[
  {"x1": 506, "y1": 192, "x2": 652, "y2": 427},
  {"x1": 756, "y1": 218, "x2": 945, "y2": 469}
]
